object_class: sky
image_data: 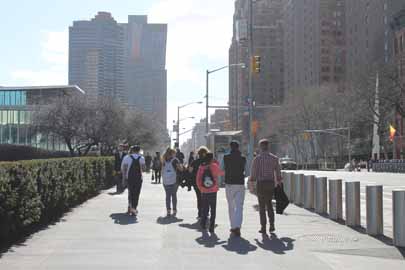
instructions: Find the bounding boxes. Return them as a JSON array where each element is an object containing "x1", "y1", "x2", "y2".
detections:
[{"x1": 0, "y1": 0, "x2": 235, "y2": 145}]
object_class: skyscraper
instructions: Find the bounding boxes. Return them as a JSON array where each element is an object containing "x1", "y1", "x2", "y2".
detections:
[
  {"x1": 229, "y1": 0, "x2": 284, "y2": 136},
  {"x1": 69, "y1": 12, "x2": 125, "y2": 102},
  {"x1": 121, "y1": 15, "x2": 167, "y2": 128},
  {"x1": 69, "y1": 12, "x2": 167, "y2": 127},
  {"x1": 344, "y1": 0, "x2": 405, "y2": 81},
  {"x1": 283, "y1": 0, "x2": 346, "y2": 93}
]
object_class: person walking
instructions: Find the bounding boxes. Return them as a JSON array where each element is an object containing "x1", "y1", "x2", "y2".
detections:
[
  {"x1": 176, "y1": 148, "x2": 185, "y2": 164},
  {"x1": 114, "y1": 143, "x2": 128, "y2": 193},
  {"x1": 223, "y1": 141, "x2": 246, "y2": 237},
  {"x1": 162, "y1": 148, "x2": 183, "y2": 217},
  {"x1": 249, "y1": 139, "x2": 282, "y2": 234},
  {"x1": 196, "y1": 153, "x2": 224, "y2": 233},
  {"x1": 188, "y1": 146, "x2": 209, "y2": 219},
  {"x1": 188, "y1": 151, "x2": 195, "y2": 166},
  {"x1": 121, "y1": 145, "x2": 146, "y2": 216},
  {"x1": 152, "y1": 152, "x2": 162, "y2": 184},
  {"x1": 145, "y1": 152, "x2": 152, "y2": 173}
]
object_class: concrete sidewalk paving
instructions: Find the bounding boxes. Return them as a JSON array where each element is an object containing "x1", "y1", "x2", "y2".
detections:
[{"x1": 0, "y1": 173, "x2": 404, "y2": 269}]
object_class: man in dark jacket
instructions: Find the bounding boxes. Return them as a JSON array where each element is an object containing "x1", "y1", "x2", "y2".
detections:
[
  {"x1": 114, "y1": 144, "x2": 128, "y2": 193},
  {"x1": 224, "y1": 141, "x2": 246, "y2": 237}
]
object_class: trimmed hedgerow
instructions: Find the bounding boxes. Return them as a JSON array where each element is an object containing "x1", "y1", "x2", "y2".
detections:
[
  {"x1": 0, "y1": 157, "x2": 114, "y2": 242},
  {"x1": 0, "y1": 144, "x2": 71, "y2": 161}
]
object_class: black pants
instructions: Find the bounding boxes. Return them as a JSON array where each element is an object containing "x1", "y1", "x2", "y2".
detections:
[
  {"x1": 193, "y1": 185, "x2": 202, "y2": 218},
  {"x1": 153, "y1": 170, "x2": 161, "y2": 183},
  {"x1": 257, "y1": 181, "x2": 275, "y2": 228},
  {"x1": 201, "y1": 192, "x2": 217, "y2": 229},
  {"x1": 128, "y1": 179, "x2": 143, "y2": 209},
  {"x1": 115, "y1": 172, "x2": 123, "y2": 193}
]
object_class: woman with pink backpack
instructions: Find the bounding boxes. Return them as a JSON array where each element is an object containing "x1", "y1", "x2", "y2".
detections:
[{"x1": 196, "y1": 152, "x2": 224, "y2": 233}]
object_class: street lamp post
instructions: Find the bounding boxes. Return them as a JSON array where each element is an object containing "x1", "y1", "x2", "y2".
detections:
[
  {"x1": 176, "y1": 102, "x2": 202, "y2": 147},
  {"x1": 205, "y1": 63, "x2": 246, "y2": 142}
]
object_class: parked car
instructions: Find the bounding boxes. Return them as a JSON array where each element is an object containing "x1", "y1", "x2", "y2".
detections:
[{"x1": 280, "y1": 157, "x2": 297, "y2": 170}]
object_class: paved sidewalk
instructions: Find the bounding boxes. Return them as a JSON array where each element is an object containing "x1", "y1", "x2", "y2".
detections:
[{"x1": 0, "y1": 174, "x2": 404, "y2": 269}]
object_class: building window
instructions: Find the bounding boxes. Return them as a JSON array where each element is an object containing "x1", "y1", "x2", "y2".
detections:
[{"x1": 0, "y1": 91, "x2": 26, "y2": 106}]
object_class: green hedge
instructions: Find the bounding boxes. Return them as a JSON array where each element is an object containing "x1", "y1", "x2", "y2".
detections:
[
  {"x1": 0, "y1": 157, "x2": 114, "y2": 242},
  {"x1": 0, "y1": 144, "x2": 71, "y2": 161}
]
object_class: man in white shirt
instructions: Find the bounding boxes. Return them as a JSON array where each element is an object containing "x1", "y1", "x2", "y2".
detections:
[{"x1": 121, "y1": 145, "x2": 146, "y2": 216}]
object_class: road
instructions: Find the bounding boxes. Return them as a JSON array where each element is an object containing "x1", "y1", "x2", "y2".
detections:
[{"x1": 285, "y1": 170, "x2": 405, "y2": 238}]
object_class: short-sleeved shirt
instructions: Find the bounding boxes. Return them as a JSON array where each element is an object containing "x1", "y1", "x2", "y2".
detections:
[{"x1": 121, "y1": 153, "x2": 145, "y2": 179}]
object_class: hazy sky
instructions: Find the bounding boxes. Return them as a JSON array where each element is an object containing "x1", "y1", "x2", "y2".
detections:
[{"x1": 0, "y1": 0, "x2": 235, "y2": 145}]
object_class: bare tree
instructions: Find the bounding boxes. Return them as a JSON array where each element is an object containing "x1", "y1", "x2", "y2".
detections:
[
  {"x1": 271, "y1": 84, "x2": 359, "y2": 166},
  {"x1": 33, "y1": 95, "x2": 87, "y2": 156},
  {"x1": 33, "y1": 95, "x2": 168, "y2": 156},
  {"x1": 124, "y1": 110, "x2": 169, "y2": 150},
  {"x1": 79, "y1": 97, "x2": 126, "y2": 156}
]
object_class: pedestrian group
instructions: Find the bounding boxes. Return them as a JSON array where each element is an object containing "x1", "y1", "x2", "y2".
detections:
[{"x1": 114, "y1": 138, "x2": 284, "y2": 237}]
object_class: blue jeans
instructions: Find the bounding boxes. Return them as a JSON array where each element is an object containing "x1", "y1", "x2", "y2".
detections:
[{"x1": 164, "y1": 184, "x2": 178, "y2": 211}]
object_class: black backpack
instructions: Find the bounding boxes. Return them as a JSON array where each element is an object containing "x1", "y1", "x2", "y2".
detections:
[
  {"x1": 128, "y1": 155, "x2": 142, "y2": 181},
  {"x1": 202, "y1": 166, "x2": 215, "y2": 188}
]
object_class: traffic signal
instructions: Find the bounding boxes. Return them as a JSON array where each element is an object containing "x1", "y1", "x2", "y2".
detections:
[
  {"x1": 252, "y1": 55, "x2": 261, "y2": 73},
  {"x1": 252, "y1": 120, "x2": 259, "y2": 136}
]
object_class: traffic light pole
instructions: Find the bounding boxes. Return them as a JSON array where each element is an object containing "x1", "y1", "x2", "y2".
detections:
[
  {"x1": 206, "y1": 70, "x2": 209, "y2": 140},
  {"x1": 247, "y1": 0, "x2": 254, "y2": 175},
  {"x1": 176, "y1": 106, "x2": 180, "y2": 148},
  {"x1": 304, "y1": 127, "x2": 352, "y2": 170}
]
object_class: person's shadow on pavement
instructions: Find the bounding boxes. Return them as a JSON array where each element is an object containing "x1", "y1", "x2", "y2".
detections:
[
  {"x1": 255, "y1": 233, "x2": 295, "y2": 255},
  {"x1": 222, "y1": 236, "x2": 258, "y2": 255},
  {"x1": 179, "y1": 221, "x2": 201, "y2": 231},
  {"x1": 156, "y1": 216, "x2": 184, "y2": 225},
  {"x1": 196, "y1": 231, "x2": 227, "y2": 248},
  {"x1": 110, "y1": 213, "x2": 138, "y2": 225}
]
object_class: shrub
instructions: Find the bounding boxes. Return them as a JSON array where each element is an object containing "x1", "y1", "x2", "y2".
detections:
[
  {"x1": 0, "y1": 156, "x2": 114, "y2": 242},
  {"x1": 0, "y1": 144, "x2": 71, "y2": 161}
]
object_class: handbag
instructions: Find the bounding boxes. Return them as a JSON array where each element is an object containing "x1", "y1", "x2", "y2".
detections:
[{"x1": 274, "y1": 183, "x2": 289, "y2": 214}]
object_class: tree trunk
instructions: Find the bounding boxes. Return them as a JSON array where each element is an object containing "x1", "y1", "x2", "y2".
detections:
[{"x1": 65, "y1": 139, "x2": 75, "y2": 157}]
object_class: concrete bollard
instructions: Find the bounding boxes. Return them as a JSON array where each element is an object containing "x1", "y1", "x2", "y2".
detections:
[
  {"x1": 284, "y1": 173, "x2": 294, "y2": 201},
  {"x1": 393, "y1": 190, "x2": 405, "y2": 247},
  {"x1": 304, "y1": 175, "x2": 315, "y2": 209},
  {"x1": 282, "y1": 171, "x2": 287, "y2": 184},
  {"x1": 294, "y1": 174, "x2": 304, "y2": 206},
  {"x1": 345, "y1": 181, "x2": 361, "y2": 227},
  {"x1": 329, "y1": 179, "x2": 342, "y2": 220},
  {"x1": 288, "y1": 173, "x2": 295, "y2": 202},
  {"x1": 366, "y1": 185, "x2": 383, "y2": 236},
  {"x1": 283, "y1": 172, "x2": 291, "y2": 200},
  {"x1": 315, "y1": 177, "x2": 327, "y2": 214}
]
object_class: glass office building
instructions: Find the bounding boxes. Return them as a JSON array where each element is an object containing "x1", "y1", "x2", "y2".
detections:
[{"x1": 0, "y1": 85, "x2": 84, "y2": 151}]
